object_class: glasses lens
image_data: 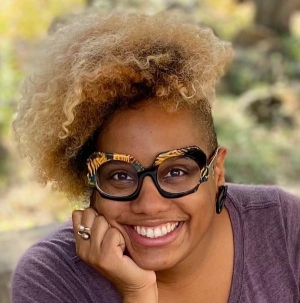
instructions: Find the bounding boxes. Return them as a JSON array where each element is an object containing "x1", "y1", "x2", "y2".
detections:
[
  {"x1": 97, "y1": 160, "x2": 138, "y2": 197},
  {"x1": 157, "y1": 156, "x2": 201, "y2": 193}
]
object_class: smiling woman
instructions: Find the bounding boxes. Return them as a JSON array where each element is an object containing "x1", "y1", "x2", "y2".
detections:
[{"x1": 11, "y1": 11, "x2": 300, "y2": 303}]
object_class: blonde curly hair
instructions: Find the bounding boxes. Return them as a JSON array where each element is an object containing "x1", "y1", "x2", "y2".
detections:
[{"x1": 14, "y1": 12, "x2": 233, "y2": 202}]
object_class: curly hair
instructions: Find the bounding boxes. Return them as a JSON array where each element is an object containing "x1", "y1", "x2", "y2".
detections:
[{"x1": 14, "y1": 12, "x2": 233, "y2": 202}]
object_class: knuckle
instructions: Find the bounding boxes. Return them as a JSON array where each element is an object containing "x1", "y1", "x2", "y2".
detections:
[
  {"x1": 102, "y1": 227, "x2": 119, "y2": 244},
  {"x1": 107, "y1": 227, "x2": 118, "y2": 237},
  {"x1": 94, "y1": 215, "x2": 109, "y2": 228},
  {"x1": 72, "y1": 210, "x2": 83, "y2": 221},
  {"x1": 83, "y1": 207, "x2": 98, "y2": 217}
]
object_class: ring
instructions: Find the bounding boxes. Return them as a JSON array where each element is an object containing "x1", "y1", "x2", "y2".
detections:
[
  {"x1": 77, "y1": 224, "x2": 91, "y2": 240},
  {"x1": 77, "y1": 224, "x2": 91, "y2": 233},
  {"x1": 78, "y1": 231, "x2": 91, "y2": 240}
]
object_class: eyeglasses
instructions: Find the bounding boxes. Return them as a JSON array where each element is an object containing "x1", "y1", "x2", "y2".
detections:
[{"x1": 86, "y1": 146, "x2": 218, "y2": 201}]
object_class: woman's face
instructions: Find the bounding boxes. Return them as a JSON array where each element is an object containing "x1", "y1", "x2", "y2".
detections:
[{"x1": 93, "y1": 100, "x2": 226, "y2": 271}]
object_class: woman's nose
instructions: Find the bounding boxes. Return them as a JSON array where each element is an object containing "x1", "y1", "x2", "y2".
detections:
[{"x1": 130, "y1": 176, "x2": 172, "y2": 215}]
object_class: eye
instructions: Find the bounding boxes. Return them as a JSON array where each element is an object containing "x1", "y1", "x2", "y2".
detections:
[
  {"x1": 112, "y1": 172, "x2": 134, "y2": 181},
  {"x1": 165, "y1": 168, "x2": 186, "y2": 178}
]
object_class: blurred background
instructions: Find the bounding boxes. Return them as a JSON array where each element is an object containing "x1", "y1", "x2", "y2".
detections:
[
  {"x1": 0, "y1": 0, "x2": 300, "y2": 240},
  {"x1": 0, "y1": 0, "x2": 300, "y2": 300},
  {"x1": 2, "y1": 0, "x2": 300, "y2": 232}
]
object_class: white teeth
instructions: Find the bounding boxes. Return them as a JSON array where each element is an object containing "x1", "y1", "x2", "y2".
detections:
[
  {"x1": 167, "y1": 223, "x2": 171, "y2": 232},
  {"x1": 141, "y1": 227, "x2": 147, "y2": 236},
  {"x1": 161, "y1": 225, "x2": 167, "y2": 236},
  {"x1": 147, "y1": 229, "x2": 154, "y2": 238},
  {"x1": 134, "y1": 222, "x2": 179, "y2": 239},
  {"x1": 154, "y1": 228, "x2": 162, "y2": 238}
]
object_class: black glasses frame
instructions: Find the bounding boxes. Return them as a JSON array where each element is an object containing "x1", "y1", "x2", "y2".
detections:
[{"x1": 87, "y1": 146, "x2": 219, "y2": 201}]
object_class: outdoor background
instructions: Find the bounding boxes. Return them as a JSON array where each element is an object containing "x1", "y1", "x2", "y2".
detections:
[{"x1": 1, "y1": 0, "x2": 300, "y2": 233}]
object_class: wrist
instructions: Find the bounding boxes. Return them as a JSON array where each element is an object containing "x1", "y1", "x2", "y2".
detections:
[{"x1": 122, "y1": 284, "x2": 158, "y2": 303}]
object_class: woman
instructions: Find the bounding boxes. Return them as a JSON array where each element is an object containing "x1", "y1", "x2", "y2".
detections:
[{"x1": 12, "y1": 12, "x2": 300, "y2": 303}]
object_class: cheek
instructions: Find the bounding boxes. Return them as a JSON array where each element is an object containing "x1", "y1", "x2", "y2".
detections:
[
  {"x1": 93, "y1": 197, "x2": 126, "y2": 221},
  {"x1": 94, "y1": 198, "x2": 111, "y2": 216},
  {"x1": 188, "y1": 187, "x2": 216, "y2": 222}
]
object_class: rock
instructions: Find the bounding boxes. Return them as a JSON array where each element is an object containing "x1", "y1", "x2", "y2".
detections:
[{"x1": 238, "y1": 84, "x2": 300, "y2": 128}]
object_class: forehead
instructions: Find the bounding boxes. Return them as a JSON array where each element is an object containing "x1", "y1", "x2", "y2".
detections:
[{"x1": 97, "y1": 100, "x2": 207, "y2": 165}]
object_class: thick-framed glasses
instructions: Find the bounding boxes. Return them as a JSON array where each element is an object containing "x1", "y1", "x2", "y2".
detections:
[{"x1": 86, "y1": 146, "x2": 218, "y2": 201}]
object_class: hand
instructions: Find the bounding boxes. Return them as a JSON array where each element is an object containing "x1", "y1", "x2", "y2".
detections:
[{"x1": 72, "y1": 208, "x2": 158, "y2": 302}]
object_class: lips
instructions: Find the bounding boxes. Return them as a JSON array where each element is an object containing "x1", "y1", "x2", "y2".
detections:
[{"x1": 133, "y1": 222, "x2": 179, "y2": 238}]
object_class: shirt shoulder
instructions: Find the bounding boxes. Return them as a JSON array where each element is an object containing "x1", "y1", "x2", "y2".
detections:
[
  {"x1": 227, "y1": 183, "x2": 287, "y2": 211},
  {"x1": 226, "y1": 184, "x2": 300, "y2": 302},
  {"x1": 227, "y1": 183, "x2": 300, "y2": 242}
]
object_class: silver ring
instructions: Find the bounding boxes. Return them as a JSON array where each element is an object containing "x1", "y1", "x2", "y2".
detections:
[
  {"x1": 78, "y1": 231, "x2": 90, "y2": 240},
  {"x1": 77, "y1": 224, "x2": 91, "y2": 233},
  {"x1": 77, "y1": 224, "x2": 91, "y2": 240}
]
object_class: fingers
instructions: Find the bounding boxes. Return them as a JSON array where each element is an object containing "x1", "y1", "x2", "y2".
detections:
[
  {"x1": 89, "y1": 215, "x2": 110, "y2": 255},
  {"x1": 71, "y1": 208, "x2": 157, "y2": 297},
  {"x1": 72, "y1": 208, "x2": 124, "y2": 265},
  {"x1": 72, "y1": 208, "x2": 100, "y2": 257},
  {"x1": 72, "y1": 208, "x2": 118, "y2": 260},
  {"x1": 101, "y1": 227, "x2": 125, "y2": 258},
  {"x1": 72, "y1": 208, "x2": 98, "y2": 230}
]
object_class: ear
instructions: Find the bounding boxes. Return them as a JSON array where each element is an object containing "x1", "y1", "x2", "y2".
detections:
[{"x1": 213, "y1": 147, "x2": 227, "y2": 187}]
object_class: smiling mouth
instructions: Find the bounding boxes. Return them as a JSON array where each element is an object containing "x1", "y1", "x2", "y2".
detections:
[{"x1": 133, "y1": 222, "x2": 180, "y2": 239}]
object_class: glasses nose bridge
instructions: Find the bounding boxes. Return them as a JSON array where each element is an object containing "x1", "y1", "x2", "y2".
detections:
[{"x1": 137, "y1": 165, "x2": 159, "y2": 191}]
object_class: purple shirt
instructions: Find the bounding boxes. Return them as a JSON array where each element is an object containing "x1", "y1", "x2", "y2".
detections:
[{"x1": 11, "y1": 184, "x2": 300, "y2": 302}]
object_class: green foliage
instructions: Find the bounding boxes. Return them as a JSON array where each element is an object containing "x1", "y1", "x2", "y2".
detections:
[
  {"x1": 224, "y1": 41, "x2": 300, "y2": 95},
  {"x1": 197, "y1": 0, "x2": 254, "y2": 39},
  {"x1": 0, "y1": 0, "x2": 85, "y2": 40},
  {"x1": 214, "y1": 98, "x2": 300, "y2": 185},
  {"x1": 0, "y1": 42, "x2": 23, "y2": 108},
  {"x1": 283, "y1": 36, "x2": 300, "y2": 60},
  {"x1": 88, "y1": 0, "x2": 254, "y2": 40},
  {"x1": 0, "y1": 0, "x2": 86, "y2": 135}
]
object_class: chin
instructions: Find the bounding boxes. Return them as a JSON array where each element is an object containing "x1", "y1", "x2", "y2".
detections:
[
  {"x1": 131, "y1": 253, "x2": 180, "y2": 272},
  {"x1": 137, "y1": 262, "x2": 172, "y2": 272}
]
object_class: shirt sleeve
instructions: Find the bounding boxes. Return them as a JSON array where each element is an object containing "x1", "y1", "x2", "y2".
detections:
[{"x1": 11, "y1": 242, "x2": 86, "y2": 303}]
